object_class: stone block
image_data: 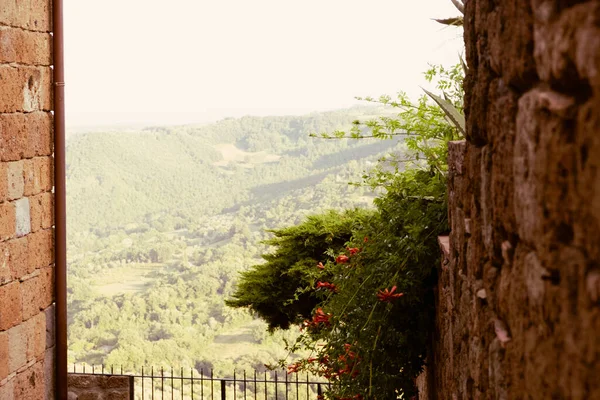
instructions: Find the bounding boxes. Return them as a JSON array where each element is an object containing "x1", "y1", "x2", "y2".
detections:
[
  {"x1": 0, "y1": 201, "x2": 16, "y2": 241},
  {"x1": 0, "y1": 112, "x2": 53, "y2": 162},
  {"x1": 6, "y1": 237, "x2": 29, "y2": 280},
  {"x1": 6, "y1": 161, "x2": 24, "y2": 201},
  {"x1": 0, "y1": 375, "x2": 15, "y2": 400},
  {"x1": 0, "y1": 27, "x2": 52, "y2": 66},
  {"x1": 40, "y1": 266, "x2": 54, "y2": 309},
  {"x1": 99, "y1": 375, "x2": 129, "y2": 389},
  {"x1": 27, "y1": 229, "x2": 53, "y2": 271},
  {"x1": 29, "y1": 192, "x2": 53, "y2": 232},
  {"x1": 107, "y1": 391, "x2": 129, "y2": 400},
  {"x1": 0, "y1": 66, "x2": 52, "y2": 113},
  {"x1": 0, "y1": 331, "x2": 8, "y2": 381},
  {"x1": 14, "y1": 197, "x2": 31, "y2": 237},
  {"x1": 45, "y1": 304, "x2": 55, "y2": 349},
  {"x1": 0, "y1": 0, "x2": 51, "y2": 32},
  {"x1": 21, "y1": 276, "x2": 42, "y2": 320},
  {"x1": 0, "y1": 281, "x2": 22, "y2": 330},
  {"x1": 7, "y1": 324, "x2": 26, "y2": 373},
  {"x1": 23, "y1": 156, "x2": 53, "y2": 196},
  {"x1": 13, "y1": 360, "x2": 44, "y2": 400},
  {"x1": 23, "y1": 312, "x2": 46, "y2": 362},
  {"x1": 44, "y1": 346, "x2": 54, "y2": 400},
  {"x1": 0, "y1": 163, "x2": 7, "y2": 203}
]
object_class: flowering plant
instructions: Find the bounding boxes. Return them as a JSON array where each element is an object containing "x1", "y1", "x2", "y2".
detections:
[{"x1": 228, "y1": 64, "x2": 463, "y2": 398}]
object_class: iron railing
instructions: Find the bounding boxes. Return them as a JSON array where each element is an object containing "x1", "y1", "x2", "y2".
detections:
[{"x1": 70, "y1": 364, "x2": 329, "y2": 400}]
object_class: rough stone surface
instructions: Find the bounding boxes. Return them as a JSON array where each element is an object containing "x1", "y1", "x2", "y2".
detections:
[
  {"x1": 0, "y1": 27, "x2": 52, "y2": 65},
  {"x1": 0, "y1": 5, "x2": 55, "y2": 396},
  {"x1": 0, "y1": 281, "x2": 22, "y2": 330},
  {"x1": 67, "y1": 374, "x2": 131, "y2": 400},
  {"x1": 418, "y1": 1, "x2": 600, "y2": 399},
  {"x1": 14, "y1": 197, "x2": 31, "y2": 237}
]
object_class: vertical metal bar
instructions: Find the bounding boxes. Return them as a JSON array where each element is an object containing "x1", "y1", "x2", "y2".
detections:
[
  {"x1": 295, "y1": 373, "x2": 298, "y2": 400},
  {"x1": 181, "y1": 367, "x2": 184, "y2": 400},
  {"x1": 264, "y1": 371, "x2": 267, "y2": 400},
  {"x1": 211, "y1": 368, "x2": 214, "y2": 400},
  {"x1": 191, "y1": 368, "x2": 194, "y2": 400},
  {"x1": 102, "y1": 365, "x2": 105, "y2": 375},
  {"x1": 152, "y1": 366, "x2": 155, "y2": 400},
  {"x1": 201, "y1": 369, "x2": 204, "y2": 400},
  {"x1": 254, "y1": 370, "x2": 257, "y2": 399},
  {"x1": 306, "y1": 373, "x2": 309, "y2": 399},
  {"x1": 234, "y1": 370, "x2": 236, "y2": 399},
  {"x1": 220, "y1": 380, "x2": 226, "y2": 400},
  {"x1": 243, "y1": 370, "x2": 247, "y2": 400},
  {"x1": 111, "y1": 365, "x2": 114, "y2": 374},
  {"x1": 171, "y1": 366, "x2": 174, "y2": 400},
  {"x1": 162, "y1": 367, "x2": 165, "y2": 400},
  {"x1": 317, "y1": 384, "x2": 323, "y2": 396},
  {"x1": 285, "y1": 370, "x2": 288, "y2": 400},
  {"x1": 142, "y1": 366, "x2": 144, "y2": 398},
  {"x1": 93, "y1": 365, "x2": 95, "y2": 374},
  {"x1": 122, "y1": 365, "x2": 124, "y2": 375},
  {"x1": 274, "y1": 371, "x2": 278, "y2": 399},
  {"x1": 83, "y1": 364, "x2": 86, "y2": 374}
]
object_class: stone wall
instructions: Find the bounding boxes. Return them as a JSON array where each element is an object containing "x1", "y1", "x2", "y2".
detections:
[
  {"x1": 67, "y1": 375, "x2": 131, "y2": 400},
  {"x1": 0, "y1": 0, "x2": 55, "y2": 398},
  {"x1": 419, "y1": 1, "x2": 600, "y2": 399}
]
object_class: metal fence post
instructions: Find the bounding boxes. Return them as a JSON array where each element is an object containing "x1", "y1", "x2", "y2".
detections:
[{"x1": 221, "y1": 379, "x2": 226, "y2": 400}]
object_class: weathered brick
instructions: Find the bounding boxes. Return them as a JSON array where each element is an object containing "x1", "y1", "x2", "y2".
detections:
[
  {"x1": 21, "y1": 275, "x2": 41, "y2": 320},
  {"x1": 0, "y1": 331, "x2": 8, "y2": 381},
  {"x1": 1, "y1": 237, "x2": 29, "y2": 281},
  {"x1": 24, "y1": 312, "x2": 45, "y2": 361},
  {"x1": 14, "y1": 197, "x2": 30, "y2": 237},
  {"x1": 13, "y1": 360, "x2": 44, "y2": 400},
  {"x1": 0, "y1": 27, "x2": 52, "y2": 66},
  {"x1": 0, "y1": 162, "x2": 8, "y2": 203},
  {"x1": 0, "y1": 281, "x2": 22, "y2": 330},
  {"x1": 0, "y1": 201, "x2": 16, "y2": 240},
  {"x1": 40, "y1": 266, "x2": 54, "y2": 309},
  {"x1": 7, "y1": 324, "x2": 26, "y2": 373},
  {"x1": 23, "y1": 156, "x2": 53, "y2": 196},
  {"x1": 0, "y1": 0, "x2": 52, "y2": 32},
  {"x1": 44, "y1": 346, "x2": 54, "y2": 400},
  {"x1": 0, "y1": 66, "x2": 52, "y2": 113},
  {"x1": 6, "y1": 161, "x2": 24, "y2": 201},
  {"x1": 0, "y1": 241, "x2": 10, "y2": 284},
  {"x1": 44, "y1": 304, "x2": 54, "y2": 349},
  {"x1": 0, "y1": 112, "x2": 53, "y2": 161},
  {"x1": 27, "y1": 228, "x2": 53, "y2": 270},
  {"x1": 29, "y1": 192, "x2": 53, "y2": 232},
  {"x1": 0, "y1": 375, "x2": 15, "y2": 399}
]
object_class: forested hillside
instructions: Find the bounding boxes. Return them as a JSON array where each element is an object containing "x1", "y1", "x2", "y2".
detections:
[{"x1": 67, "y1": 106, "x2": 407, "y2": 379}]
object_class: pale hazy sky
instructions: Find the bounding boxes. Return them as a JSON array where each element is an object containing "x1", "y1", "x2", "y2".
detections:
[{"x1": 64, "y1": 0, "x2": 463, "y2": 127}]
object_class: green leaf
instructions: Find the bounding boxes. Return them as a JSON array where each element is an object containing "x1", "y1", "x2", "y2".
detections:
[{"x1": 421, "y1": 88, "x2": 465, "y2": 135}]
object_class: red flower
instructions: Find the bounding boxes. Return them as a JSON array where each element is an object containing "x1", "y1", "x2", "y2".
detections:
[
  {"x1": 312, "y1": 308, "x2": 331, "y2": 325},
  {"x1": 316, "y1": 281, "x2": 337, "y2": 292},
  {"x1": 317, "y1": 262, "x2": 325, "y2": 270},
  {"x1": 347, "y1": 247, "x2": 360, "y2": 255},
  {"x1": 287, "y1": 362, "x2": 301, "y2": 374},
  {"x1": 376, "y1": 286, "x2": 404, "y2": 303},
  {"x1": 363, "y1": 237, "x2": 368, "y2": 243},
  {"x1": 336, "y1": 255, "x2": 349, "y2": 264}
]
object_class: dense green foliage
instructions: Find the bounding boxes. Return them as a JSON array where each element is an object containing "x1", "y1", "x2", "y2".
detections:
[
  {"x1": 226, "y1": 209, "x2": 374, "y2": 330},
  {"x1": 228, "y1": 65, "x2": 463, "y2": 398}
]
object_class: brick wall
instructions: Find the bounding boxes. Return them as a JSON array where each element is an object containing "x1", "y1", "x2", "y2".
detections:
[
  {"x1": 0, "y1": 0, "x2": 55, "y2": 398},
  {"x1": 67, "y1": 375, "x2": 131, "y2": 400},
  {"x1": 418, "y1": 1, "x2": 600, "y2": 399}
]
